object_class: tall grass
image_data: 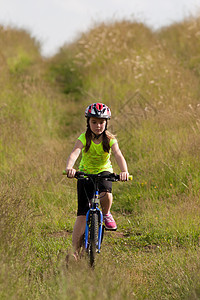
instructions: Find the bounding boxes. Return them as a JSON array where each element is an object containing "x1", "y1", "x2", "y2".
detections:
[{"x1": 1, "y1": 16, "x2": 200, "y2": 299}]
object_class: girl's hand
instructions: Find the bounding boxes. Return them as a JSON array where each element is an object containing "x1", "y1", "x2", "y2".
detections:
[
  {"x1": 119, "y1": 171, "x2": 129, "y2": 181},
  {"x1": 66, "y1": 168, "x2": 76, "y2": 178}
]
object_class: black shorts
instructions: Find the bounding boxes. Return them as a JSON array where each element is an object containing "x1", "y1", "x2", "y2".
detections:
[{"x1": 77, "y1": 171, "x2": 112, "y2": 216}]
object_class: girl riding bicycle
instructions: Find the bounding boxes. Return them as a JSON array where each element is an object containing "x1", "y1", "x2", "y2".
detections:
[{"x1": 65, "y1": 102, "x2": 129, "y2": 258}]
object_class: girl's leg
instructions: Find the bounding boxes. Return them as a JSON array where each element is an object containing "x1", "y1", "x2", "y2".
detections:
[
  {"x1": 72, "y1": 215, "x2": 86, "y2": 257},
  {"x1": 100, "y1": 192, "x2": 117, "y2": 230},
  {"x1": 100, "y1": 192, "x2": 113, "y2": 215}
]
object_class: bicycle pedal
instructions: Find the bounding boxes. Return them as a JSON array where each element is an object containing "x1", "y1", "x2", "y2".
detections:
[{"x1": 104, "y1": 227, "x2": 117, "y2": 231}]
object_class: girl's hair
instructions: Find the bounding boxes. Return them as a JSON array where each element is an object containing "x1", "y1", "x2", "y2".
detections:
[{"x1": 85, "y1": 119, "x2": 115, "y2": 153}]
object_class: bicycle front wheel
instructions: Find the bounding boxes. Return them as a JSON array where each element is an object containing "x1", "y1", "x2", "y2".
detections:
[{"x1": 89, "y1": 212, "x2": 98, "y2": 268}]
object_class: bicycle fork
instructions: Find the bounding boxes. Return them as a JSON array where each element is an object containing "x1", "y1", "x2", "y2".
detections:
[{"x1": 85, "y1": 192, "x2": 103, "y2": 253}]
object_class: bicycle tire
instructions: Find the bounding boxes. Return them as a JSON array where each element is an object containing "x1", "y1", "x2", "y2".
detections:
[{"x1": 89, "y1": 212, "x2": 98, "y2": 267}]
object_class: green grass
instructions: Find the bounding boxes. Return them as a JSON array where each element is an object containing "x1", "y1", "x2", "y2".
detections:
[{"x1": 1, "y1": 16, "x2": 200, "y2": 299}]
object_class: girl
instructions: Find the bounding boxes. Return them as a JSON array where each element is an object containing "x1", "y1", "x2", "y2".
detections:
[{"x1": 65, "y1": 102, "x2": 129, "y2": 258}]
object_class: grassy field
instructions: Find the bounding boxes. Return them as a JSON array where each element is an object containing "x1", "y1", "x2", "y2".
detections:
[{"x1": 1, "y1": 17, "x2": 200, "y2": 299}]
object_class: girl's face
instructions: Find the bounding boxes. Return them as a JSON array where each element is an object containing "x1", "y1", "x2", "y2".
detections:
[{"x1": 89, "y1": 117, "x2": 106, "y2": 135}]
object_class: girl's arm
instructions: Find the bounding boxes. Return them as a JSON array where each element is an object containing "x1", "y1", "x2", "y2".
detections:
[
  {"x1": 66, "y1": 140, "x2": 83, "y2": 178},
  {"x1": 111, "y1": 142, "x2": 129, "y2": 181}
]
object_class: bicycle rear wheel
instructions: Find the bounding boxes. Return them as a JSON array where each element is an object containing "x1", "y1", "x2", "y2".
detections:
[{"x1": 89, "y1": 212, "x2": 98, "y2": 267}]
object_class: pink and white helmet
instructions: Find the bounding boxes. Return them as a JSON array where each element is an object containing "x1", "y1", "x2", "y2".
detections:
[{"x1": 85, "y1": 102, "x2": 111, "y2": 119}]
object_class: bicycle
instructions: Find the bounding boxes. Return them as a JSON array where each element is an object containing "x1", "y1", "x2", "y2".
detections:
[{"x1": 63, "y1": 170, "x2": 132, "y2": 267}]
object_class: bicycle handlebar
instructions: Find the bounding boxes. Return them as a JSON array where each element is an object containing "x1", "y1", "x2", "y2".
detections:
[{"x1": 63, "y1": 170, "x2": 133, "y2": 181}]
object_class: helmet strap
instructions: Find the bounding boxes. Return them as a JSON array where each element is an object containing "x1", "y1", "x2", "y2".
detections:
[{"x1": 91, "y1": 131, "x2": 103, "y2": 139}]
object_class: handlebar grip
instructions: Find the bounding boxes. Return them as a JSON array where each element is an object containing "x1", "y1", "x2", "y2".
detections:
[
  {"x1": 62, "y1": 170, "x2": 85, "y2": 178},
  {"x1": 128, "y1": 175, "x2": 133, "y2": 181}
]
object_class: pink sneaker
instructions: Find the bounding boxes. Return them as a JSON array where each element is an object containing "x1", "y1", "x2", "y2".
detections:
[{"x1": 103, "y1": 213, "x2": 117, "y2": 230}]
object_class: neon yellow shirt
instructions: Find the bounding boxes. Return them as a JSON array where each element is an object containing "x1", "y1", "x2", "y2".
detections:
[{"x1": 78, "y1": 133, "x2": 117, "y2": 174}]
